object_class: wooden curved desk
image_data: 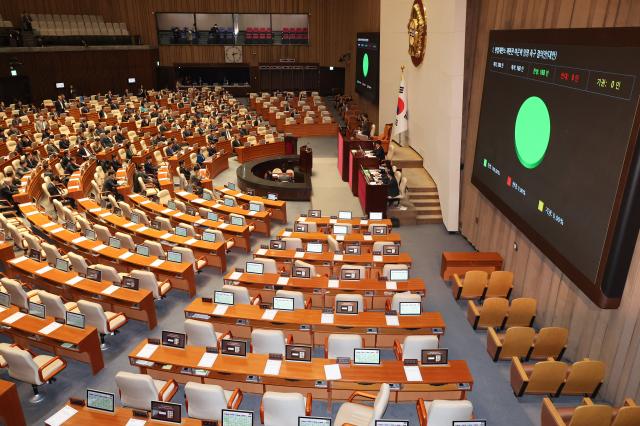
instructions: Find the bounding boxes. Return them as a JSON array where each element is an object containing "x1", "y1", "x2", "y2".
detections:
[
  {"x1": 252, "y1": 247, "x2": 412, "y2": 279},
  {"x1": 0, "y1": 380, "x2": 25, "y2": 426},
  {"x1": 276, "y1": 230, "x2": 402, "y2": 250},
  {"x1": 46, "y1": 405, "x2": 201, "y2": 426},
  {"x1": 236, "y1": 140, "x2": 286, "y2": 164},
  {"x1": 184, "y1": 299, "x2": 444, "y2": 347},
  {"x1": 175, "y1": 190, "x2": 272, "y2": 236},
  {"x1": 129, "y1": 340, "x2": 473, "y2": 404},
  {"x1": 0, "y1": 305, "x2": 104, "y2": 374},
  {"x1": 222, "y1": 271, "x2": 424, "y2": 310},
  {"x1": 296, "y1": 215, "x2": 393, "y2": 231},
  {"x1": 127, "y1": 193, "x2": 252, "y2": 252},
  {"x1": 216, "y1": 185, "x2": 287, "y2": 222},
  {"x1": 7, "y1": 255, "x2": 157, "y2": 329}
]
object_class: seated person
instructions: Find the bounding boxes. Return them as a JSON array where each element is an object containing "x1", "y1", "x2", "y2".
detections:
[
  {"x1": 144, "y1": 157, "x2": 158, "y2": 176},
  {"x1": 103, "y1": 169, "x2": 122, "y2": 201},
  {"x1": 382, "y1": 169, "x2": 400, "y2": 203},
  {"x1": 373, "y1": 141, "x2": 385, "y2": 162},
  {"x1": 178, "y1": 160, "x2": 191, "y2": 181},
  {"x1": 0, "y1": 180, "x2": 18, "y2": 208}
]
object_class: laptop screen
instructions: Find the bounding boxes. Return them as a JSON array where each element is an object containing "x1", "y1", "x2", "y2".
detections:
[
  {"x1": 161, "y1": 331, "x2": 186, "y2": 349},
  {"x1": 167, "y1": 251, "x2": 182, "y2": 263},
  {"x1": 151, "y1": 401, "x2": 182, "y2": 424},
  {"x1": 65, "y1": 311, "x2": 85, "y2": 329},
  {"x1": 86, "y1": 389, "x2": 115, "y2": 413},
  {"x1": 286, "y1": 344, "x2": 312, "y2": 362},
  {"x1": 306, "y1": 243, "x2": 322, "y2": 253},
  {"x1": 273, "y1": 296, "x2": 294, "y2": 311},
  {"x1": 389, "y1": 269, "x2": 409, "y2": 281},
  {"x1": 354, "y1": 348, "x2": 380, "y2": 365},
  {"x1": 214, "y1": 291, "x2": 234, "y2": 305},
  {"x1": 222, "y1": 409, "x2": 253, "y2": 426},
  {"x1": 246, "y1": 262, "x2": 264, "y2": 274},
  {"x1": 338, "y1": 211, "x2": 352, "y2": 220},
  {"x1": 86, "y1": 267, "x2": 102, "y2": 282}
]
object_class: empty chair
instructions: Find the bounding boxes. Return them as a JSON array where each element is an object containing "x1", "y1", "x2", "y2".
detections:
[
  {"x1": 452, "y1": 270, "x2": 488, "y2": 300},
  {"x1": 77, "y1": 300, "x2": 127, "y2": 349},
  {"x1": 184, "y1": 382, "x2": 243, "y2": 422},
  {"x1": 76, "y1": 216, "x2": 93, "y2": 235},
  {"x1": 93, "y1": 264, "x2": 125, "y2": 285},
  {"x1": 118, "y1": 201, "x2": 133, "y2": 219},
  {"x1": 274, "y1": 289, "x2": 310, "y2": 310},
  {"x1": 67, "y1": 252, "x2": 89, "y2": 275},
  {"x1": 561, "y1": 359, "x2": 605, "y2": 397},
  {"x1": 610, "y1": 399, "x2": 640, "y2": 426},
  {"x1": 1, "y1": 277, "x2": 40, "y2": 309},
  {"x1": 261, "y1": 391, "x2": 312, "y2": 426},
  {"x1": 220, "y1": 284, "x2": 260, "y2": 305},
  {"x1": 486, "y1": 326, "x2": 536, "y2": 361},
  {"x1": 0, "y1": 346, "x2": 66, "y2": 403},
  {"x1": 326, "y1": 334, "x2": 364, "y2": 359},
  {"x1": 115, "y1": 232, "x2": 135, "y2": 251},
  {"x1": 131, "y1": 270, "x2": 171, "y2": 300},
  {"x1": 511, "y1": 358, "x2": 568, "y2": 397},
  {"x1": 294, "y1": 259, "x2": 320, "y2": 277},
  {"x1": 327, "y1": 235, "x2": 341, "y2": 252},
  {"x1": 251, "y1": 257, "x2": 278, "y2": 274},
  {"x1": 416, "y1": 399, "x2": 474, "y2": 426},
  {"x1": 386, "y1": 291, "x2": 421, "y2": 312},
  {"x1": 157, "y1": 189, "x2": 171, "y2": 204},
  {"x1": 282, "y1": 237, "x2": 302, "y2": 250},
  {"x1": 115, "y1": 371, "x2": 177, "y2": 411},
  {"x1": 177, "y1": 222, "x2": 196, "y2": 237},
  {"x1": 394, "y1": 335, "x2": 439, "y2": 361},
  {"x1": 208, "y1": 230, "x2": 235, "y2": 251},
  {"x1": 335, "y1": 293, "x2": 365, "y2": 313},
  {"x1": 467, "y1": 297, "x2": 509, "y2": 330},
  {"x1": 142, "y1": 240, "x2": 166, "y2": 259},
  {"x1": 42, "y1": 242, "x2": 68, "y2": 265},
  {"x1": 153, "y1": 216, "x2": 172, "y2": 231},
  {"x1": 230, "y1": 214, "x2": 254, "y2": 232},
  {"x1": 38, "y1": 291, "x2": 78, "y2": 320},
  {"x1": 184, "y1": 319, "x2": 230, "y2": 347},
  {"x1": 334, "y1": 383, "x2": 390, "y2": 426},
  {"x1": 251, "y1": 329, "x2": 290, "y2": 355},
  {"x1": 94, "y1": 224, "x2": 112, "y2": 244},
  {"x1": 540, "y1": 397, "x2": 614, "y2": 426},
  {"x1": 485, "y1": 270, "x2": 514, "y2": 298},
  {"x1": 529, "y1": 327, "x2": 568, "y2": 361},
  {"x1": 504, "y1": 297, "x2": 537, "y2": 328},
  {"x1": 171, "y1": 246, "x2": 207, "y2": 273},
  {"x1": 132, "y1": 209, "x2": 150, "y2": 226}
]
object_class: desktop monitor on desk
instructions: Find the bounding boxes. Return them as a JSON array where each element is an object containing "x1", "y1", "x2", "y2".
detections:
[
  {"x1": 108, "y1": 237, "x2": 121, "y2": 249},
  {"x1": 167, "y1": 251, "x2": 183, "y2": 263},
  {"x1": 389, "y1": 269, "x2": 409, "y2": 282},
  {"x1": 86, "y1": 389, "x2": 115, "y2": 414},
  {"x1": 28, "y1": 250, "x2": 41, "y2": 262},
  {"x1": 86, "y1": 268, "x2": 102, "y2": 282},
  {"x1": 0, "y1": 292, "x2": 10, "y2": 308},
  {"x1": 295, "y1": 223, "x2": 308, "y2": 232},
  {"x1": 382, "y1": 244, "x2": 400, "y2": 256},
  {"x1": 292, "y1": 266, "x2": 311, "y2": 278},
  {"x1": 175, "y1": 226, "x2": 188, "y2": 237},
  {"x1": 306, "y1": 243, "x2": 323, "y2": 253},
  {"x1": 299, "y1": 417, "x2": 331, "y2": 426},
  {"x1": 221, "y1": 339, "x2": 247, "y2": 357},
  {"x1": 372, "y1": 225, "x2": 388, "y2": 235},
  {"x1": 214, "y1": 290, "x2": 234, "y2": 306},
  {"x1": 422, "y1": 348, "x2": 448, "y2": 366},
  {"x1": 286, "y1": 344, "x2": 312, "y2": 362},
  {"x1": 249, "y1": 202, "x2": 261, "y2": 212},
  {"x1": 338, "y1": 211, "x2": 352, "y2": 220},
  {"x1": 135, "y1": 245, "x2": 150, "y2": 256},
  {"x1": 273, "y1": 296, "x2": 295, "y2": 311},
  {"x1": 231, "y1": 216, "x2": 244, "y2": 226},
  {"x1": 354, "y1": 348, "x2": 381, "y2": 366},
  {"x1": 55, "y1": 258, "x2": 70, "y2": 272},
  {"x1": 452, "y1": 422, "x2": 487, "y2": 426},
  {"x1": 121, "y1": 276, "x2": 139, "y2": 290},
  {"x1": 84, "y1": 229, "x2": 97, "y2": 241},
  {"x1": 161, "y1": 331, "x2": 186, "y2": 349},
  {"x1": 270, "y1": 240, "x2": 286, "y2": 250},
  {"x1": 28, "y1": 301, "x2": 46, "y2": 318},
  {"x1": 399, "y1": 302, "x2": 422, "y2": 316},
  {"x1": 308, "y1": 210, "x2": 321, "y2": 218},
  {"x1": 345, "y1": 244, "x2": 361, "y2": 255},
  {"x1": 151, "y1": 401, "x2": 182, "y2": 424},
  {"x1": 207, "y1": 212, "x2": 219, "y2": 221},
  {"x1": 167, "y1": 200, "x2": 177, "y2": 210},
  {"x1": 222, "y1": 409, "x2": 253, "y2": 426},
  {"x1": 369, "y1": 212, "x2": 383, "y2": 220},
  {"x1": 65, "y1": 311, "x2": 85, "y2": 329},
  {"x1": 202, "y1": 231, "x2": 217, "y2": 242},
  {"x1": 246, "y1": 261, "x2": 264, "y2": 275},
  {"x1": 267, "y1": 193, "x2": 278, "y2": 201},
  {"x1": 130, "y1": 213, "x2": 140, "y2": 224},
  {"x1": 341, "y1": 269, "x2": 361, "y2": 280},
  {"x1": 203, "y1": 192, "x2": 213, "y2": 201},
  {"x1": 333, "y1": 225, "x2": 348, "y2": 235},
  {"x1": 336, "y1": 300, "x2": 358, "y2": 314},
  {"x1": 224, "y1": 198, "x2": 235, "y2": 207},
  {"x1": 226, "y1": 182, "x2": 236, "y2": 190}
]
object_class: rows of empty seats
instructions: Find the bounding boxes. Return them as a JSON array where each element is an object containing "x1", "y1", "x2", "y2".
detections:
[
  {"x1": 0, "y1": 15, "x2": 13, "y2": 28},
  {"x1": 30, "y1": 13, "x2": 128, "y2": 37}
]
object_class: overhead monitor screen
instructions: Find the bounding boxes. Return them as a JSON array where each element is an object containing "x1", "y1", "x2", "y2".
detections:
[
  {"x1": 355, "y1": 33, "x2": 380, "y2": 102},
  {"x1": 471, "y1": 28, "x2": 640, "y2": 308}
]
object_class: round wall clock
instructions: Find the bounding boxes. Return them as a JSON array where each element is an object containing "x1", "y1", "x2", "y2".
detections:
[{"x1": 407, "y1": 0, "x2": 427, "y2": 66}]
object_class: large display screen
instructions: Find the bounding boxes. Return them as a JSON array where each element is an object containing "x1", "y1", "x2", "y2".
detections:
[
  {"x1": 355, "y1": 32, "x2": 380, "y2": 102},
  {"x1": 472, "y1": 28, "x2": 640, "y2": 308}
]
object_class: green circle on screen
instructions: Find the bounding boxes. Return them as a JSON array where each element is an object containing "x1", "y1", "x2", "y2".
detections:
[
  {"x1": 362, "y1": 53, "x2": 369, "y2": 78},
  {"x1": 514, "y1": 96, "x2": 551, "y2": 169}
]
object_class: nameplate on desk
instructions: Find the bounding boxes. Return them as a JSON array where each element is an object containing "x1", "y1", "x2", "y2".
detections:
[
  {"x1": 66, "y1": 276, "x2": 83, "y2": 286},
  {"x1": 321, "y1": 313, "x2": 334, "y2": 324},
  {"x1": 160, "y1": 233, "x2": 173, "y2": 239},
  {"x1": 195, "y1": 219, "x2": 206, "y2": 225},
  {"x1": 2, "y1": 312, "x2": 25, "y2": 324},
  {"x1": 138, "y1": 226, "x2": 148, "y2": 232},
  {"x1": 261, "y1": 309, "x2": 278, "y2": 321},
  {"x1": 89, "y1": 208, "x2": 102, "y2": 213},
  {"x1": 386, "y1": 281, "x2": 397, "y2": 290},
  {"x1": 360, "y1": 219, "x2": 368, "y2": 225},
  {"x1": 42, "y1": 222, "x2": 57, "y2": 228},
  {"x1": 161, "y1": 208, "x2": 172, "y2": 214},
  {"x1": 140, "y1": 200, "x2": 152, "y2": 205},
  {"x1": 185, "y1": 238, "x2": 198, "y2": 245},
  {"x1": 336, "y1": 235, "x2": 345, "y2": 241},
  {"x1": 39, "y1": 321, "x2": 63, "y2": 335},
  {"x1": 173, "y1": 212, "x2": 184, "y2": 217},
  {"x1": 385, "y1": 315, "x2": 400, "y2": 326},
  {"x1": 333, "y1": 254, "x2": 344, "y2": 261},
  {"x1": 329, "y1": 219, "x2": 337, "y2": 224},
  {"x1": 263, "y1": 359, "x2": 282, "y2": 375},
  {"x1": 228, "y1": 271, "x2": 242, "y2": 280},
  {"x1": 193, "y1": 198, "x2": 205, "y2": 204},
  {"x1": 25, "y1": 210, "x2": 39, "y2": 217},
  {"x1": 212, "y1": 304, "x2": 228, "y2": 316},
  {"x1": 282, "y1": 231, "x2": 292, "y2": 237},
  {"x1": 94, "y1": 244, "x2": 107, "y2": 251},
  {"x1": 298, "y1": 217, "x2": 306, "y2": 222},
  {"x1": 248, "y1": 211, "x2": 257, "y2": 216},
  {"x1": 102, "y1": 285, "x2": 119, "y2": 295},
  {"x1": 99, "y1": 212, "x2": 111, "y2": 218},
  {"x1": 36, "y1": 265, "x2": 54, "y2": 275},
  {"x1": 404, "y1": 365, "x2": 423, "y2": 382},
  {"x1": 328, "y1": 280, "x2": 340, "y2": 288},
  {"x1": 136, "y1": 343, "x2": 159, "y2": 359},
  {"x1": 277, "y1": 276, "x2": 289, "y2": 285},
  {"x1": 71, "y1": 236, "x2": 87, "y2": 244},
  {"x1": 51, "y1": 227, "x2": 64, "y2": 234},
  {"x1": 364, "y1": 235, "x2": 373, "y2": 241},
  {"x1": 119, "y1": 252, "x2": 134, "y2": 260},
  {"x1": 177, "y1": 191, "x2": 189, "y2": 196},
  {"x1": 123, "y1": 222, "x2": 135, "y2": 228},
  {"x1": 294, "y1": 251, "x2": 305, "y2": 259},
  {"x1": 44, "y1": 405, "x2": 78, "y2": 426},
  {"x1": 256, "y1": 248, "x2": 267, "y2": 256},
  {"x1": 198, "y1": 352, "x2": 218, "y2": 368},
  {"x1": 324, "y1": 364, "x2": 342, "y2": 380},
  {"x1": 373, "y1": 255, "x2": 383, "y2": 262},
  {"x1": 219, "y1": 223, "x2": 229, "y2": 229},
  {"x1": 9, "y1": 256, "x2": 28, "y2": 264},
  {"x1": 150, "y1": 259, "x2": 165, "y2": 267}
]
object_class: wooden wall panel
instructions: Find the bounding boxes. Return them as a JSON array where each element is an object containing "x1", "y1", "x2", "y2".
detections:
[
  {"x1": 461, "y1": 0, "x2": 640, "y2": 404},
  {"x1": 0, "y1": 0, "x2": 380, "y2": 121}
]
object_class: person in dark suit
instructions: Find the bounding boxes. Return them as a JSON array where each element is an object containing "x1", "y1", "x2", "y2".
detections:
[
  {"x1": 58, "y1": 135, "x2": 70, "y2": 150},
  {"x1": 0, "y1": 180, "x2": 18, "y2": 207},
  {"x1": 383, "y1": 169, "x2": 400, "y2": 203},
  {"x1": 133, "y1": 165, "x2": 149, "y2": 193},
  {"x1": 373, "y1": 141, "x2": 385, "y2": 162},
  {"x1": 46, "y1": 176, "x2": 63, "y2": 197},
  {"x1": 45, "y1": 141, "x2": 60, "y2": 156},
  {"x1": 55, "y1": 95, "x2": 66, "y2": 114},
  {"x1": 144, "y1": 158, "x2": 158, "y2": 176},
  {"x1": 195, "y1": 151, "x2": 205, "y2": 165},
  {"x1": 103, "y1": 169, "x2": 122, "y2": 201},
  {"x1": 178, "y1": 160, "x2": 191, "y2": 181},
  {"x1": 78, "y1": 141, "x2": 92, "y2": 160}
]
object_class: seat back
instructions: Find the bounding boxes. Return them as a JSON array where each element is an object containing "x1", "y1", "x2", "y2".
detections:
[
  {"x1": 382, "y1": 264, "x2": 409, "y2": 280},
  {"x1": 94, "y1": 224, "x2": 111, "y2": 243},
  {"x1": 612, "y1": 404, "x2": 640, "y2": 426},
  {"x1": 477, "y1": 297, "x2": 509, "y2": 328},
  {"x1": 340, "y1": 264, "x2": 366, "y2": 279},
  {"x1": 115, "y1": 232, "x2": 135, "y2": 250},
  {"x1": 426, "y1": 400, "x2": 474, "y2": 425},
  {"x1": 505, "y1": 297, "x2": 537, "y2": 328},
  {"x1": 42, "y1": 242, "x2": 64, "y2": 265},
  {"x1": 252, "y1": 258, "x2": 278, "y2": 274},
  {"x1": 402, "y1": 335, "x2": 438, "y2": 360},
  {"x1": 222, "y1": 284, "x2": 250, "y2": 305},
  {"x1": 68, "y1": 252, "x2": 89, "y2": 275},
  {"x1": 0, "y1": 278, "x2": 29, "y2": 309},
  {"x1": 568, "y1": 404, "x2": 613, "y2": 426},
  {"x1": 143, "y1": 240, "x2": 165, "y2": 258},
  {"x1": 528, "y1": 360, "x2": 568, "y2": 394},
  {"x1": 23, "y1": 233, "x2": 42, "y2": 252},
  {"x1": 184, "y1": 319, "x2": 216, "y2": 347},
  {"x1": 562, "y1": 360, "x2": 605, "y2": 396},
  {"x1": 155, "y1": 217, "x2": 173, "y2": 231},
  {"x1": 118, "y1": 201, "x2": 132, "y2": 219},
  {"x1": 530, "y1": 327, "x2": 569, "y2": 360},
  {"x1": 178, "y1": 222, "x2": 196, "y2": 237},
  {"x1": 132, "y1": 209, "x2": 150, "y2": 226},
  {"x1": 372, "y1": 383, "x2": 390, "y2": 421},
  {"x1": 115, "y1": 372, "x2": 158, "y2": 410},
  {"x1": 390, "y1": 291, "x2": 421, "y2": 312},
  {"x1": 223, "y1": 195, "x2": 237, "y2": 207},
  {"x1": 0, "y1": 346, "x2": 41, "y2": 385},
  {"x1": 184, "y1": 382, "x2": 228, "y2": 421},
  {"x1": 263, "y1": 391, "x2": 306, "y2": 426},
  {"x1": 372, "y1": 241, "x2": 395, "y2": 253},
  {"x1": 327, "y1": 235, "x2": 340, "y2": 252},
  {"x1": 485, "y1": 271, "x2": 513, "y2": 298},
  {"x1": 501, "y1": 327, "x2": 536, "y2": 359},
  {"x1": 38, "y1": 291, "x2": 68, "y2": 319},
  {"x1": 77, "y1": 300, "x2": 109, "y2": 334},
  {"x1": 460, "y1": 271, "x2": 488, "y2": 299},
  {"x1": 157, "y1": 189, "x2": 170, "y2": 205},
  {"x1": 335, "y1": 293, "x2": 365, "y2": 313},
  {"x1": 131, "y1": 270, "x2": 160, "y2": 299},
  {"x1": 282, "y1": 237, "x2": 302, "y2": 251},
  {"x1": 327, "y1": 334, "x2": 362, "y2": 359},
  {"x1": 94, "y1": 264, "x2": 121, "y2": 284},
  {"x1": 251, "y1": 329, "x2": 286, "y2": 355},
  {"x1": 76, "y1": 216, "x2": 92, "y2": 234}
]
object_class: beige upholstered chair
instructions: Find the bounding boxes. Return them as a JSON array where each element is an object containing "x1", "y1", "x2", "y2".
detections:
[
  {"x1": 0, "y1": 346, "x2": 66, "y2": 402},
  {"x1": 416, "y1": 399, "x2": 474, "y2": 426},
  {"x1": 115, "y1": 371, "x2": 177, "y2": 410},
  {"x1": 334, "y1": 383, "x2": 390, "y2": 426},
  {"x1": 261, "y1": 391, "x2": 312, "y2": 426},
  {"x1": 77, "y1": 299, "x2": 127, "y2": 349},
  {"x1": 184, "y1": 382, "x2": 243, "y2": 422},
  {"x1": 325, "y1": 334, "x2": 364, "y2": 359}
]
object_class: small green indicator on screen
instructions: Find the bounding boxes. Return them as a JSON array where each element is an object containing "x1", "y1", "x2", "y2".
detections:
[
  {"x1": 483, "y1": 159, "x2": 487, "y2": 167},
  {"x1": 538, "y1": 200, "x2": 544, "y2": 212},
  {"x1": 362, "y1": 53, "x2": 369, "y2": 78},
  {"x1": 515, "y1": 96, "x2": 551, "y2": 169}
]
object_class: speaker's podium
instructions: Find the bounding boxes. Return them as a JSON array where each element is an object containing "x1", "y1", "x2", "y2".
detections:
[
  {"x1": 299, "y1": 145, "x2": 312, "y2": 174},
  {"x1": 284, "y1": 134, "x2": 298, "y2": 155}
]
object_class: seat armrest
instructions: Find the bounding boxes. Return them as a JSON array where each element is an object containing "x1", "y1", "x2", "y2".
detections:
[
  {"x1": 510, "y1": 357, "x2": 529, "y2": 396},
  {"x1": 158, "y1": 378, "x2": 178, "y2": 401},
  {"x1": 286, "y1": 334, "x2": 294, "y2": 344},
  {"x1": 260, "y1": 398, "x2": 265, "y2": 424},
  {"x1": 38, "y1": 356, "x2": 67, "y2": 382},
  {"x1": 416, "y1": 398, "x2": 428, "y2": 426},
  {"x1": 227, "y1": 388, "x2": 243, "y2": 409},
  {"x1": 217, "y1": 330, "x2": 233, "y2": 343},
  {"x1": 452, "y1": 273, "x2": 463, "y2": 299},
  {"x1": 347, "y1": 391, "x2": 377, "y2": 402},
  {"x1": 106, "y1": 312, "x2": 127, "y2": 332},
  {"x1": 467, "y1": 300, "x2": 480, "y2": 329},
  {"x1": 305, "y1": 393, "x2": 312, "y2": 415},
  {"x1": 487, "y1": 327, "x2": 502, "y2": 361},
  {"x1": 304, "y1": 297, "x2": 312, "y2": 309},
  {"x1": 385, "y1": 299, "x2": 391, "y2": 311},
  {"x1": 251, "y1": 294, "x2": 262, "y2": 305},
  {"x1": 623, "y1": 398, "x2": 637, "y2": 407},
  {"x1": 540, "y1": 397, "x2": 565, "y2": 426},
  {"x1": 393, "y1": 339, "x2": 403, "y2": 360},
  {"x1": 581, "y1": 397, "x2": 594, "y2": 406}
]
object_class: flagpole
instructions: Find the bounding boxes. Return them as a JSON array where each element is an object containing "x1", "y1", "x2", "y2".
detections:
[{"x1": 399, "y1": 65, "x2": 405, "y2": 147}]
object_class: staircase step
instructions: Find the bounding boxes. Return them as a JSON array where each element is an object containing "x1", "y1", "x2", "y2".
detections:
[
  {"x1": 408, "y1": 192, "x2": 439, "y2": 200},
  {"x1": 393, "y1": 159, "x2": 424, "y2": 168},
  {"x1": 411, "y1": 199, "x2": 441, "y2": 207},
  {"x1": 416, "y1": 215, "x2": 444, "y2": 224}
]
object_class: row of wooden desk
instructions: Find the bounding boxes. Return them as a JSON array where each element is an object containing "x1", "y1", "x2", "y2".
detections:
[
  {"x1": 235, "y1": 140, "x2": 285, "y2": 163},
  {"x1": 276, "y1": 230, "x2": 401, "y2": 250},
  {"x1": 216, "y1": 185, "x2": 287, "y2": 222}
]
